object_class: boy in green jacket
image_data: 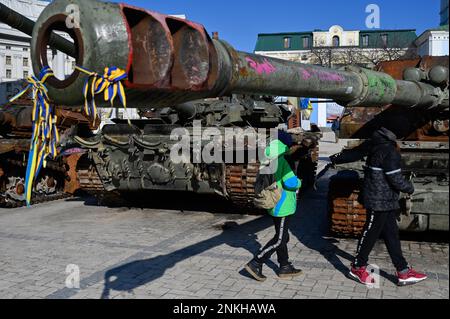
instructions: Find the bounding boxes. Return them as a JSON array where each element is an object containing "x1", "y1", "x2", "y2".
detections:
[{"x1": 245, "y1": 131, "x2": 303, "y2": 281}]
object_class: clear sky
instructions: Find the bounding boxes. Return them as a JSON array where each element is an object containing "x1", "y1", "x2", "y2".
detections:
[{"x1": 109, "y1": 0, "x2": 441, "y2": 52}]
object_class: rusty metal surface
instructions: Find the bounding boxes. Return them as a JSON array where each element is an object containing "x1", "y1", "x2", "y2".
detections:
[
  {"x1": 341, "y1": 56, "x2": 449, "y2": 141},
  {"x1": 77, "y1": 164, "x2": 105, "y2": 193},
  {"x1": 63, "y1": 154, "x2": 83, "y2": 195},
  {"x1": 0, "y1": 98, "x2": 94, "y2": 207},
  {"x1": 225, "y1": 163, "x2": 259, "y2": 210},
  {"x1": 376, "y1": 59, "x2": 422, "y2": 80},
  {"x1": 0, "y1": 103, "x2": 96, "y2": 139},
  {"x1": 328, "y1": 176, "x2": 366, "y2": 237},
  {"x1": 0, "y1": 154, "x2": 71, "y2": 207},
  {"x1": 0, "y1": 139, "x2": 30, "y2": 154}
]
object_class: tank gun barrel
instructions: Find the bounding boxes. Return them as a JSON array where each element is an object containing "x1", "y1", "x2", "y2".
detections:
[
  {"x1": 7, "y1": 0, "x2": 448, "y2": 110},
  {"x1": 0, "y1": 2, "x2": 76, "y2": 57}
]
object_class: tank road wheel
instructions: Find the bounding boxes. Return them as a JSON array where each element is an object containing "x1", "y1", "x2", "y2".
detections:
[{"x1": 328, "y1": 173, "x2": 367, "y2": 237}]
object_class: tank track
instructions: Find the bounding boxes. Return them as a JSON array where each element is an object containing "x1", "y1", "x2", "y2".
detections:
[
  {"x1": 77, "y1": 159, "x2": 315, "y2": 213},
  {"x1": 328, "y1": 178, "x2": 367, "y2": 237},
  {"x1": 76, "y1": 156, "x2": 126, "y2": 206},
  {"x1": 225, "y1": 163, "x2": 261, "y2": 212},
  {"x1": 0, "y1": 157, "x2": 71, "y2": 208},
  {"x1": 77, "y1": 158, "x2": 263, "y2": 210}
]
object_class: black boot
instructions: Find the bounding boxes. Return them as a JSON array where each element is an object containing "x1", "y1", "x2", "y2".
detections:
[
  {"x1": 278, "y1": 263, "x2": 303, "y2": 278},
  {"x1": 244, "y1": 260, "x2": 267, "y2": 282}
]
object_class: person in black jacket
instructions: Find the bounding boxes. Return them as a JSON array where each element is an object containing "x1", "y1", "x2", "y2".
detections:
[{"x1": 330, "y1": 127, "x2": 427, "y2": 286}]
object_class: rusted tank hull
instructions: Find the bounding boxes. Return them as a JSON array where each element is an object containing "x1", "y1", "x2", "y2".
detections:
[{"x1": 0, "y1": 104, "x2": 95, "y2": 207}]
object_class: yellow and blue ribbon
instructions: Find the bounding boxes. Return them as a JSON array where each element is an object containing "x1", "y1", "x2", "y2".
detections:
[
  {"x1": 75, "y1": 66, "x2": 128, "y2": 123},
  {"x1": 8, "y1": 66, "x2": 59, "y2": 206}
]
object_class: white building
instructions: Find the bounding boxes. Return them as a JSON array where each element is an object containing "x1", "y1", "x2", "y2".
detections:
[
  {"x1": 0, "y1": 0, "x2": 74, "y2": 104},
  {"x1": 415, "y1": 26, "x2": 449, "y2": 57},
  {"x1": 255, "y1": 25, "x2": 418, "y2": 69},
  {"x1": 313, "y1": 25, "x2": 360, "y2": 48}
]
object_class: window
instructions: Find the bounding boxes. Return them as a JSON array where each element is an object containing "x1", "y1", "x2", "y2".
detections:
[
  {"x1": 302, "y1": 37, "x2": 310, "y2": 49},
  {"x1": 6, "y1": 69, "x2": 12, "y2": 79},
  {"x1": 332, "y1": 36, "x2": 340, "y2": 47},
  {"x1": 284, "y1": 37, "x2": 292, "y2": 49},
  {"x1": 23, "y1": 48, "x2": 28, "y2": 52},
  {"x1": 23, "y1": 57, "x2": 28, "y2": 67},
  {"x1": 5, "y1": 56, "x2": 11, "y2": 65},
  {"x1": 23, "y1": 71, "x2": 29, "y2": 78},
  {"x1": 381, "y1": 34, "x2": 388, "y2": 47},
  {"x1": 6, "y1": 83, "x2": 12, "y2": 93},
  {"x1": 6, "y1": 46, "x2": 11, "y2": 50},
  {"x1": 362, "y1": 35, "x2": 369, "y2": 47}
]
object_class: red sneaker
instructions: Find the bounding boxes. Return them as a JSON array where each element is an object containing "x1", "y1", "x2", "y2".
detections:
[
  {"x1": 397, "y1": 268, "x2": 428, "y2": 286},
  {"x1": 349, "y1": 266, "x2": 376, "y2": 287}
]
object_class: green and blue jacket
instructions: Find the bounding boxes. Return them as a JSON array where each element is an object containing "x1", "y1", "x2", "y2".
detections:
[{"x1": 265, "y1": 140, "x2": 302, "y2": 218}]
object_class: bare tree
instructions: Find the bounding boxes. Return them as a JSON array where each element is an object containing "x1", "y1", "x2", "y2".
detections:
[
  {"x1": 310, "y1": 47, "x2": 334, "y2": 67},
  {"x1": 308, "y1": 33, "x2": 418, "y2": 69},
  {"x1": 352, "y1": 33, "x2": 418, "y2": 68}
]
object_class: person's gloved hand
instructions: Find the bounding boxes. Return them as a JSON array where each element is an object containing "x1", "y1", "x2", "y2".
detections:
[{"x1": 329, "y1": 153, "x2": 341, "y2": 167}]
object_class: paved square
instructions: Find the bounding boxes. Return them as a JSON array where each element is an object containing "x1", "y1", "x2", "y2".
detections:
[{"x1": 0, "y1": 141, "x2": 448, "y2": 299}]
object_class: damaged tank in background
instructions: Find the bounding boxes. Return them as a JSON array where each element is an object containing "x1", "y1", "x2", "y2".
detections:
[
  {"x1": 329, "y1": 56, "x2": 449, "y2": 237},
  {"x1": 0, "y1": 3, "x2": 97, "y2": 207},
  {"x1": 0, "y1": 97, "x2": 96, "y2": 207}
]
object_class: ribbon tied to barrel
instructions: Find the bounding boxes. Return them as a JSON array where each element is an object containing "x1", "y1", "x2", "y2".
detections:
[
  {"x1": 75, "y1": 66, "x2": 129, "y2": 123},
  {"x1": 8, "y1": 66, "x2": 59, "y2": 206}
]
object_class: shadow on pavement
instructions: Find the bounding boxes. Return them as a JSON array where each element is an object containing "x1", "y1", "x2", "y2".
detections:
[
  {"x1": 100, "y1": 217, "x2": 276, "y2": 299},
  {"x1": 98, "y1": 170, "x2": 405, "y2": 298},
  {"x1": 66, "y1": 191, "x2": 251, "y2": 215}
]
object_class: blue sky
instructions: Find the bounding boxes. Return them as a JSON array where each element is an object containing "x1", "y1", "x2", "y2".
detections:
[{"x1": 109, "y1": 0, "x2": 441, "y2": 52}]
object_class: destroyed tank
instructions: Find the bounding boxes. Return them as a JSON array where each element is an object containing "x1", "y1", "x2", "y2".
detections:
[
  {"x1": 72, "y1": 95, "x2": 321, "y2": 208},
  {"x1": 1, "y1": 0, "x2": 448, "y2": 213},
  {"x1": 0, "y1": 3, "x2": 98, "y2": 207},
  {"x1": 329, "y1": 57, "x2": 449, "y2": 236},
  {"x1": 0, "y1": 98, "x2": 96, "y2": 207}
]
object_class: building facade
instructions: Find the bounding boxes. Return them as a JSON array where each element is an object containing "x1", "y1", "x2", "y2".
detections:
[
  {"x1": 254, "y1": 25, "x2": 417, "y2": 128},
  {"x1": 415, "y1": 1, "x2": 449, "y2": 58},
  {"x1": 254, "y1": 25, "x2": 418, "y2": 69},
  {"x1": 415, "y1": 25, "x2": 449, "y2": 57},
  {"x1": 0, "y1": 0, "x2": 74, "y2": 104}
]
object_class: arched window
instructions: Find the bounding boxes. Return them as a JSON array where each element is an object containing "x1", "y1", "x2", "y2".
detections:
[{"x1": 332, "y1": 36, "x2": 340, "y2": 47}]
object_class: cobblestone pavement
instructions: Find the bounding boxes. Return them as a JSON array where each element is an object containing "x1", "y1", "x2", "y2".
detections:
[{"x1": 0, "y1": 141, "x2": 448, "y2": 299}]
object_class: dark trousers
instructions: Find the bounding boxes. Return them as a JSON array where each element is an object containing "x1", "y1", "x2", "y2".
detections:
[
  {"x1": 354, "y1": 210, "x2": 408, "y2": 271},
  {"x1": 255, "y1": 215, "x2": 291, "y2": 266}
]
